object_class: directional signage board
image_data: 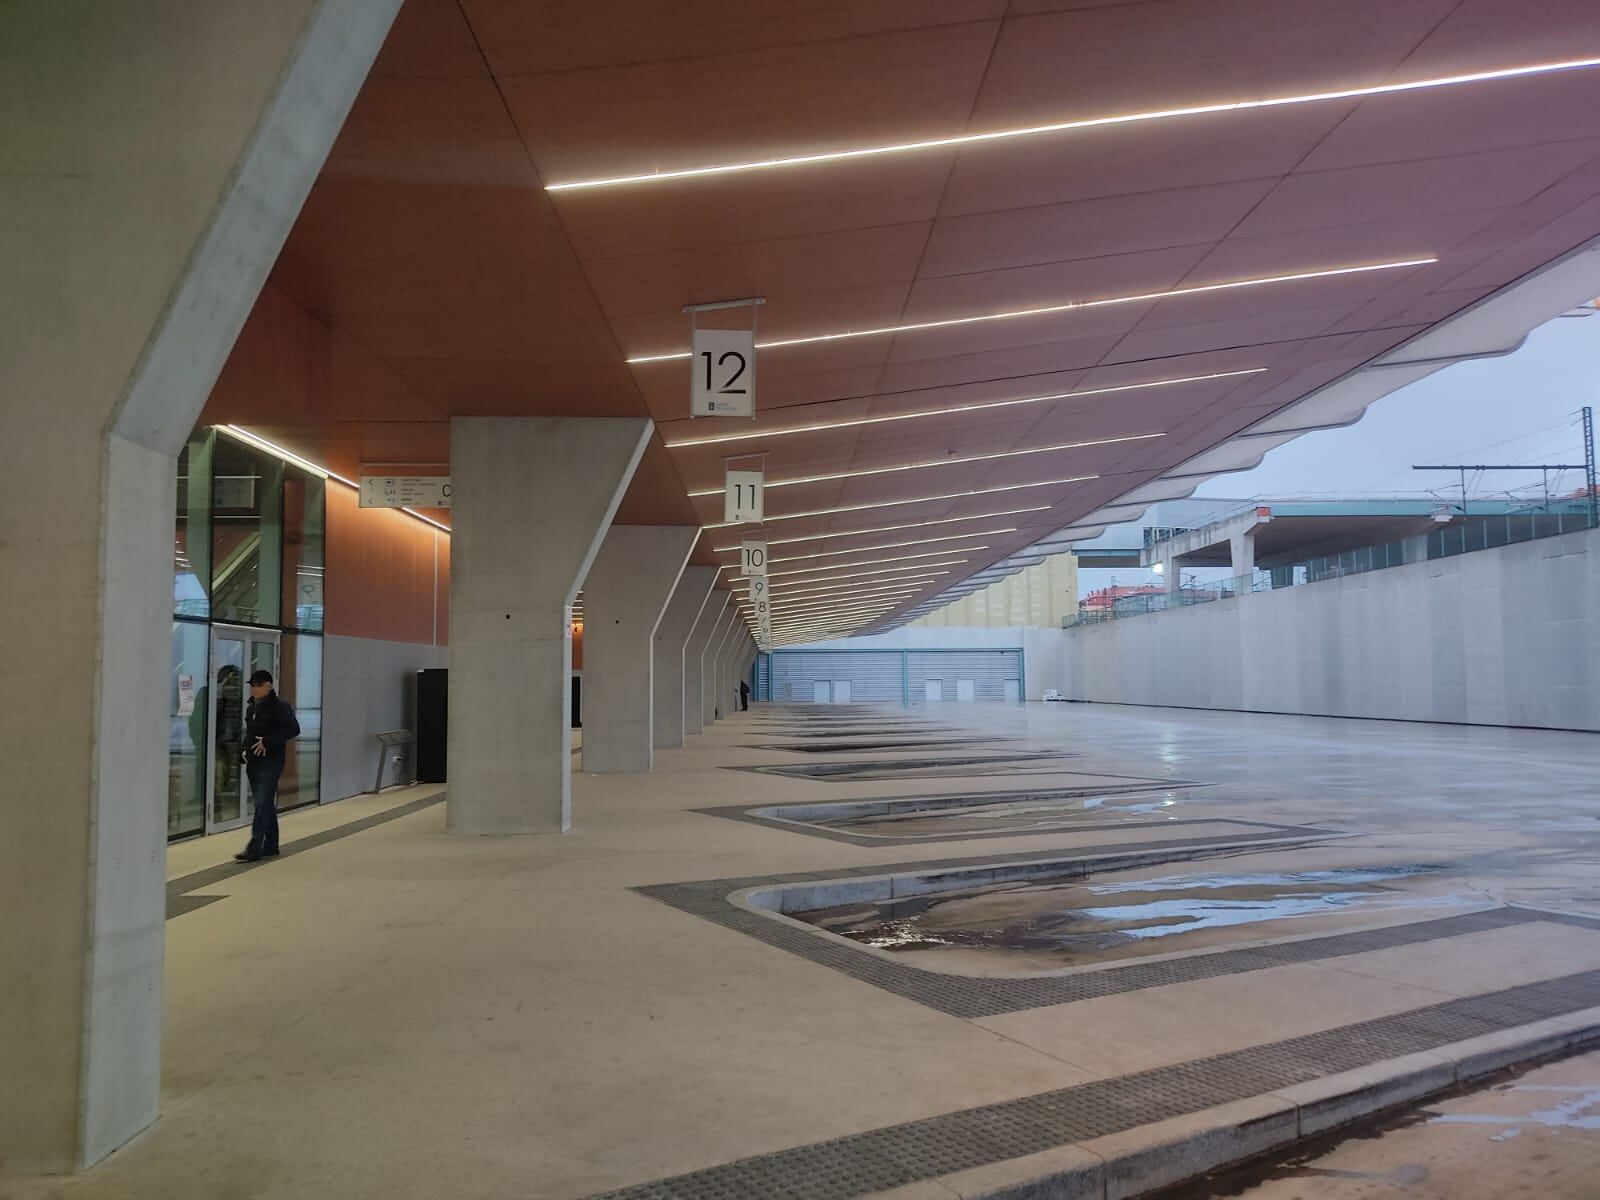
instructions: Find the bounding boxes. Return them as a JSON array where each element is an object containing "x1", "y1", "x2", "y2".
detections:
[
  {"x1": 690, "y1": 328, "x2": 756, "y2": 417},
  {"x1": 361, "y1": 476, "x2": 452, "y2": 509},
  {"x1": 739, "y1": 539, "x2": 769, "y2": 577},
  {"x1": 724, "y1": 469, "x2": 764, "y2": 524}
]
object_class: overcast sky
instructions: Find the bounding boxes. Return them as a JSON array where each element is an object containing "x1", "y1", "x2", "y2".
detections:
[
  {"x1": 1196, "y1": 313, "x2": 1599, "y2": 504},
  {"x1": 1078, "y1": 312, "x2": 1599, "y2": 594}
]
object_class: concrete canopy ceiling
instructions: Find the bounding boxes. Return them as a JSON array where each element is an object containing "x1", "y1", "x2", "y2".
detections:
[{"x1": 201, "y1": 0, "x2": 1600, "y2": 641}]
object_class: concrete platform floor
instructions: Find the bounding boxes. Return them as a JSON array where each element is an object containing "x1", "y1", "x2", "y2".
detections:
[{"x1": 9, "y1": 702, "x2": 1600, "y2": 1199}]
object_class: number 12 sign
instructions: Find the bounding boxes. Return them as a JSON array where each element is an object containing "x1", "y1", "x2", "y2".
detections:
[
  {"x1": 724, "y1": 469, "x2": 764, "y2": 524},
  {"x1": 691, "y1": 328, "x2": 755, "y2": 417}
]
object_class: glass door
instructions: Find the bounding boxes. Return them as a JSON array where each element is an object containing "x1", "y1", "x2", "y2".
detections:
[{"x1": 206, "y1": 625, "x2": 279, "y2": 833}]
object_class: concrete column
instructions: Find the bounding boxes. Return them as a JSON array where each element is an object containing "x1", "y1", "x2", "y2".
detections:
[
  {"x1": 581, "y1": 526, "x2": 699, "y2": 772},
  {"x1": 0, "y1": 1, "x2": 399, "y2": 1173},
  {"x1": 1229, "y1": 532, "x2": 1256, "y2": 577},
  {"x1": 702, "y1": 604, "x2": 741, "y2": 727},
  {"x1": 716, "y1": 623, "x2": 747, "y2": 720},
  {"x1": 1162, "y1": 556, "x2": 1183, "y2": 594},
  {"x1": 652, "y1": 565, "x2": 719, "y2": 748},
  {"x1": 683, "y1": 590, "x2": 730, "y2": 736},
  {"x1": 448, "y1": 418, "x2": 651, "y2": 834}
]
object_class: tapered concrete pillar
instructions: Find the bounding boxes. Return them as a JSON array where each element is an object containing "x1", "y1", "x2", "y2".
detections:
[
  {"x1": 0, "y1": 1, "x2": 400, "y2": 1173},
  {"x1": 448, "y1": 418, "x2": 651, "y2": 833},
  {"x1": 683, "y1": 590, "x2": 731, "y2": 736},
  {"x1": 702, "y1": 604, "x2": 741, "y2": 727},
  {"x1": 719, "y1": 627, "x2": 751, "y2": 717},
  {"x1": 653, "y1": 566, "x2": 719, "y2": 748},
  {"x1": 581, "y1": 526, "x2": 699, "y2": 772}
]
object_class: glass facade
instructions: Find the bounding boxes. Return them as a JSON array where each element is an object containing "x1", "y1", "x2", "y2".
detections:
[{"x1": 170, "y1": 429, "x2": 325, "y2": 839}]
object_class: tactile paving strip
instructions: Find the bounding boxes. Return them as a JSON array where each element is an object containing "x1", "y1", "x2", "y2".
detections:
[
  {"x1": 587, "y1": 969, "x2": 1600, "y2": 1200},
  {"x1": 635, "y1": 840, "x2": 1600, "y2": 1019}
]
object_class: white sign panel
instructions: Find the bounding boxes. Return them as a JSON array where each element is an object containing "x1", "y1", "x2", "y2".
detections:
[
  {"x1": 176, "y1": 673, "x2": 195, "y2": 718},
  {"x1": 739, "y1": 539, "x2": 769, "y2": 577},
  {"x1": 724, "y1": 469, "x2": 764, "y2": 524},
  {"x1": 360, "y1": 476, "x2": 453, "y2": 509},
  {"x1": 749, "y1": 574, "x2": 773, "y2": 647},
  {"x1": 690, "y1": 328, "x2": 756, "y2": 417}
]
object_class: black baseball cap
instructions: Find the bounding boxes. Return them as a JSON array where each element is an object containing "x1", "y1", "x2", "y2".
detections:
[{"x1": 248, "y1": 670, "x2": 274, "y2": 686}]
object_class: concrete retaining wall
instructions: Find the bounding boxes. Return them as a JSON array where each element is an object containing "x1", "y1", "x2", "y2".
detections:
[
  {"x1": 322, "y1": 634, "x2": 448, "y2": 802},
  {"x1": 1061, "y1": 527, "x2": 1600, "y2": 731}
]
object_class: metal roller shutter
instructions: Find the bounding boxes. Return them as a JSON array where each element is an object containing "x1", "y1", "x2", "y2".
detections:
[
  {"x1": 906, "y1": 650, "x2": 1022, "y2": 703},
  {"x1": 768, "y1": 651, "x2": 903, "y2": 703}
]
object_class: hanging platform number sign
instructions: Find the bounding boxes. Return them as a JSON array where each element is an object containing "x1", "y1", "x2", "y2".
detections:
[
  {"x1": 739, "y1": 539, "x2": 769, "y2": 578},
  {"x1": 686, "y1": 297, "x2": 762, "y2": 418},
  {"x1": 691, "y1": 329, "x2": 755, "y2": 416},
  {"x1": 724, "y1": 468, "x2": 764, "y2": 525},
  {"x1": 749, "y1": 576, "x2": 772, "y2": 644}
]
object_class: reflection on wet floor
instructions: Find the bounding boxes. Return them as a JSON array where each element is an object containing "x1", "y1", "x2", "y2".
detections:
[
  {"x1": 799, "y1": 865, "x2": 1463, "y2": 971},
  {"x1": 819, "y1": 789, "x2": 1192, "y2": 837}
]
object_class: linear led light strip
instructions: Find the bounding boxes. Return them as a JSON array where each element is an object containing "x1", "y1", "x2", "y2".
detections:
[
  {"x1": 710, "y1": 506, "x2": 1049, "y2": 551},
  {"x1": 720, "y1": 528, "x2": 1017, "y2": 567},
  {"x1": 221, "y1": 425, "x2": 453, "y2": 534},
  {"x1": 669, "y1": 369, "x2": 1263, "y2": 449},
  {"x1": 740, "y1": 574, "x2": 948, "y2": 603},
  {"x1": 551, "y1": 57, "x2": 1600, "y2": 193},
  {"x1": 759, "y1": 609, "x2": 908, "y2": 632},
  {"x1": 728, "y1": 545, "x2": 988, "y2": 579},
  {"x1": 764, "y1": 557, "x2": 972, "y2": 587},
  {"x1": 629, "y1": 260, "x2": 1431, "y2": 363},
  {"x1": 745, "y1": 588, "x2": 926, "y2": 617},
  {"x1": 749, "y1": 565, "x2": 957, "y2": 594},
  {"x1": 688, "y1": 433, "x2": 1159, "y2": 497},
  {"x1": 703, "y1": 474, "x2": 1097, "y2": 530},
  {"x1": 766, "y1": 600, "x2": 907, "y2": 626}
]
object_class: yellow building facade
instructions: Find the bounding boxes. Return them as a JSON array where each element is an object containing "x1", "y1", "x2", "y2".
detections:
[{"x1": 909, "y1": 554, "x2": 1079, "y2": 630}]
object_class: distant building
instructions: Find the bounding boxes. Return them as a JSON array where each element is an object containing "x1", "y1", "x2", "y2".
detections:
[{"x1": 1080, "y1": 584, "x2": 1163, "y2": 612}]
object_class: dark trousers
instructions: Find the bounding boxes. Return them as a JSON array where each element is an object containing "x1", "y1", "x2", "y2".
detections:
[{"x1": 246, "y1": 759, "x2": 283, "y2": 854}]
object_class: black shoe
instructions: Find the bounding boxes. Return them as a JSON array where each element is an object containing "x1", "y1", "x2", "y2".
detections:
[
  {"x1": 262, "y1": 849, "x2": 280, "y2": 858},
  {"x1": 234, "y1": 850, "x2": 261, "y2": 863}
]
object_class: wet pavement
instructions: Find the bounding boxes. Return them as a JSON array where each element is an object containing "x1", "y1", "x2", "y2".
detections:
[
  {"x1": 797, "y1": 863, "x2": 1476, "y2": 973},
  {"x1": 815, "y1": 786, "x2": 1200, "y2": 837},
  {"x1": 1193, "y1": 1048, "x2": 1600, "y2": 1199}
]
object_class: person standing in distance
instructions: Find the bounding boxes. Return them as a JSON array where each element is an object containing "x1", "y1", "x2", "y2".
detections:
[{"x1": 236, "y1": 669, "x2": 300, "y2": 863}]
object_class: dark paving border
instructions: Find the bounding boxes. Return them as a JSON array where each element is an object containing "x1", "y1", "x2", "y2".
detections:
[
  {"x1": 695, "y1": 780, "x2": 1217, "y2": 846},
  {"x1": 739, "y1": 737, "x2": 1008, "y2": 754},
  {"x1": 585, "y1": 969, "x2": 1600, "y2": 1200},
  {"x1": 167, "y1": 791, "x2": 446, "y2": 901},
  {"x1": 635, "y1": 838, "x2": 1600, "y2": 1020},
  {"x1": 166, "y1": 893, "x2": 226, "y2": 920},
  {"x1": 727, "y1": 752, "x2": 1083, "y2": 782}
]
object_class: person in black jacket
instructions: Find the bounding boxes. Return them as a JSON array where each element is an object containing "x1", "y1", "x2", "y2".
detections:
[{"x1": 236, "y1": 669, "x2": 300, "y2": 863}]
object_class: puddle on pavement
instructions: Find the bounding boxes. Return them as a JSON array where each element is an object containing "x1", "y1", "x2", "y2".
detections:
[
  {"x1": 818, "y1": 789, "x2": 1193, "y2": 837},
  {"x1": 796, "y1": 865, "x2": 1463, "y2": 972}
]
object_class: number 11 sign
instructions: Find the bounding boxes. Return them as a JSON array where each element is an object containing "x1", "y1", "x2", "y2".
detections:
[{"x1": 724, "y1": 469, "x2": 764, "y2": 524}]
